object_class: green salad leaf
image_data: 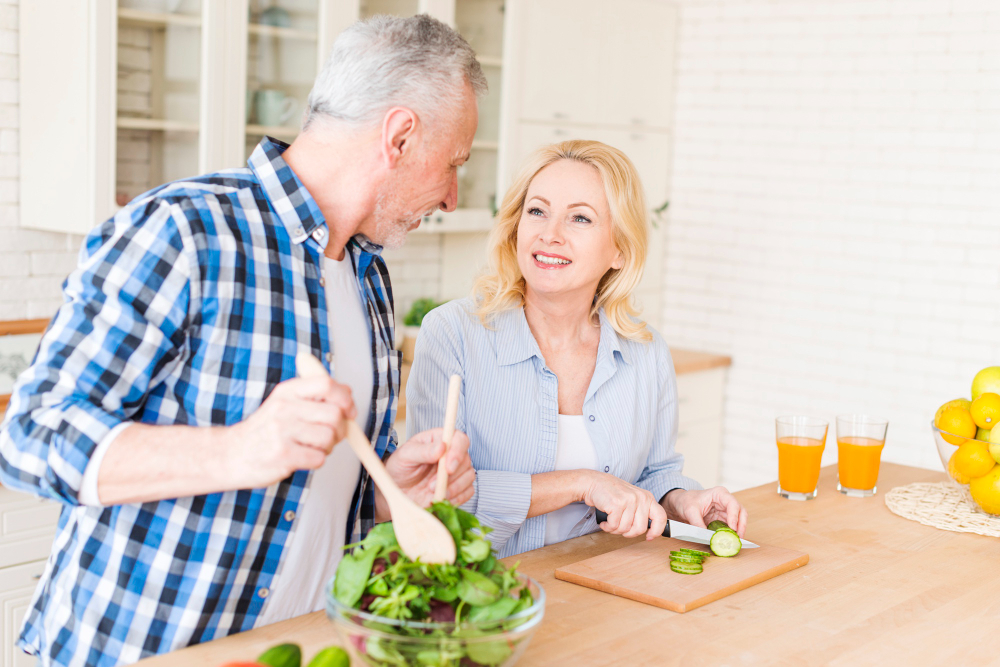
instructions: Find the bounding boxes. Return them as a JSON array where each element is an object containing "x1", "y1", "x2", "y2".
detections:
[{"x1": 331, "y1": 501, "x2": 537, "y2": 667}]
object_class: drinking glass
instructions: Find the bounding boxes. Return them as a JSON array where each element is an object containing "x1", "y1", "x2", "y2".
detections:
[
  {"x1": 836, "y1": 415, "x2": 889, "y2": 497},
  {"x1": 776, "y1": 416, "x2": 829, "y2": 500}
]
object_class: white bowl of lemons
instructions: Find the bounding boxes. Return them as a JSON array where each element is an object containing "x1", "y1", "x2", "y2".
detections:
[{"x1": 934, "y1": 366, "x2": 1000, "y2": 516}]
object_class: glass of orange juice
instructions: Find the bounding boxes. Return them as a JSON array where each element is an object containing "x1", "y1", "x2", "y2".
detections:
[
  {"x1": 776, "y1": 416, "x2": 829, "y2": 500},
  {"x1": 836, "y1": 415, "x2": 889, "y2": 497}
]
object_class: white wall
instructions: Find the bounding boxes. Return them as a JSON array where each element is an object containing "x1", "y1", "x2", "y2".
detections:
[
  {"x1": 0, "y1": 0, "x2": 81, "y2": 320},
  {"x1": 664, "y1": 0, "x2": 1000, "y2": 490}
]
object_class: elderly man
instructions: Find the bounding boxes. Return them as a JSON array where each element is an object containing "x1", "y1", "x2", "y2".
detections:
[{"x1": 0, "y1": 14, "x2": 485, "y2": 667}]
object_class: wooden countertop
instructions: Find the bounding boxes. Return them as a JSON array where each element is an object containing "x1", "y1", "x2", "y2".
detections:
[
  {"x1": 670, "y1": 348, "x2": 731, "y2": 375},
  {"x1": 137, "y1": 462, "x2": 998, "y2": 666}
]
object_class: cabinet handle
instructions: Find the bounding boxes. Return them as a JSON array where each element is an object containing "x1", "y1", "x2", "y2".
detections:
[
  {"x1": 631, "y1": 118, "x2": 645, "y2": 125},
  {"x1": 32, "y1": 574, "x2": 42, "y2": 580},
  {"x1": 553, "y1": 129, "x2": 568, "y2": 136},
  {"x1": 553, "y1": 112, "x2": 568, "y2": 119}
]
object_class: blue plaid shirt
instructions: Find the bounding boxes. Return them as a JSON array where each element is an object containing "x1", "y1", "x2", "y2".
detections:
[{"x1": 0, "y1": 138, "x2": 401, "y2": 667}]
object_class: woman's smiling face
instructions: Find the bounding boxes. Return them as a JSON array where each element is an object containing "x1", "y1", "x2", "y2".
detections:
[{"x1": 516, "y1": 158, "x2": 623, "y2": 301}]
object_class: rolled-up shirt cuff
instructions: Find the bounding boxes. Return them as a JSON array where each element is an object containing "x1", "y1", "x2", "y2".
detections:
[
  {"x1": 78, "y1": 422, "x2": 132, "y2": 507},
  {"x1": 636, "y1": 471, "x2": 703, "y2": 506},
  {"x1": 463, "y1": 469, "x2": 532, "y2": 526}
]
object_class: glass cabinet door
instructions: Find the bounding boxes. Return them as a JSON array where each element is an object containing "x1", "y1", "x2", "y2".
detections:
[
  {"x1": 115, "y1": 0, "x2": 202, "y2": 207},
  {"x1": 245, "y1": 0, "x2": 321, "y2": 158},
  {"x1": 360, "y1": 0, "x2": 419, "y2": 18}
]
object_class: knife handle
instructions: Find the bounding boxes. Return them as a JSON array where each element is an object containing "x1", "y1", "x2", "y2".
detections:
[{"x1": 595, "y1": 510, "x2": 670, "y2": 537}]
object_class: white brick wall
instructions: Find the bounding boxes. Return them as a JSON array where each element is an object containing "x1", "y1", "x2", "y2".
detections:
[
  {"x1": 0, "y1": 0, "x2": 81, "y2": 320},
  {"x1": 665, "y1": 0, "x2": 1000, "y2": 491}
]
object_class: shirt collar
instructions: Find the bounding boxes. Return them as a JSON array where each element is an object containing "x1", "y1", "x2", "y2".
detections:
[
  {"x1": 494, "y1": 305, "x2": 631, "y2": 367},
  {"x1": 248, "y1": 137, "x2": 387, "y2": 259}
]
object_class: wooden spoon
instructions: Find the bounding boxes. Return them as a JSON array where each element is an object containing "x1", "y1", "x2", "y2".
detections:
[
  {"x1": 433, "y1": 375, "x2": 463, "y2": 502},
  {"x1": 296, "y1": 352, "x2": 456, "y2": 564}
]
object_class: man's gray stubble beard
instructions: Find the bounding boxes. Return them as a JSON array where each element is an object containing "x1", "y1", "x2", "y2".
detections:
[{"x1": 373, "y1": 188, "x2": 417, "y2": 251}]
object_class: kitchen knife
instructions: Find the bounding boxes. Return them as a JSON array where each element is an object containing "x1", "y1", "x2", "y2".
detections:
[{"x1": 594, "y1": 510, "x2": 759, "y2": 548}]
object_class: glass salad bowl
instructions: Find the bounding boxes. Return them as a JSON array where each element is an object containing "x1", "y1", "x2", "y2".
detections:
[
  {"x1": 325, "y1": 574, "x2": 545, "y2": 667},
  {"x1": 932, "y1": 420, "x2": 1000, "y2": 516}
]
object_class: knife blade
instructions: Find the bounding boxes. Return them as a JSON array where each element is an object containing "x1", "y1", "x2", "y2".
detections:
[{"x1": 594, "y1": 510, "x2": 759, "y2": 548}]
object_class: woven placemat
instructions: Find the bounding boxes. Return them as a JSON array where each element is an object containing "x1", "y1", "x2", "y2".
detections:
[{"x1": 884, "y1": 482, "x2": 1000, "y2": 538}]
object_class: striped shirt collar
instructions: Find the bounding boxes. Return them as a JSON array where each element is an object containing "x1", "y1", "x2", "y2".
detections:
[
  {"x1": 248, "y1": 136, "x2": 385, "y2": 257},
  {"x1": 494, "y1": 305, "x2": 631, "y2": 367}
]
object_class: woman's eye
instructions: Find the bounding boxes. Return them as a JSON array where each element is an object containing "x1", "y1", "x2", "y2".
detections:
[
  {"x1": 527, "y1": 207, "x2": 544, "y2": 216},
  {"x1": 572, "y1": 215, "x2": 592, "y2": 224}
]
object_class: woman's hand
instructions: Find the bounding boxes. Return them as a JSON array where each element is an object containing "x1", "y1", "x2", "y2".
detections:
[
  {"x1": 662, "y1": 487, "x2": 748, "y2": 537},
  {"x1": 380, "y1": 428, "x2": 475, "y2": 515},
  {"x1": 582, "y1": 472, "x2": 667, "y2": 540}
]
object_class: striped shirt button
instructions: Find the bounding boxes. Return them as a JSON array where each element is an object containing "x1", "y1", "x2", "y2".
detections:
[
  {"x1": 589, "y1": 415, "x2": 596, "y2": 422},
  {"x1": 258, "y1": 587, "x2": 270, "y2": 599},
  {"x1": 604, "y1": 466, "x2": 610, "y2": 472},
  {"x1": 284, "y1": 510, "x2": 295, "y2": 522}
]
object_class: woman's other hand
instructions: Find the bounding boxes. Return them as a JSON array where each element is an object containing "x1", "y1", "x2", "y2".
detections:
[
  {"x1": 662, "y1": 487, "x2": 748, "y2": 538},
  {"x1": 582, "y1": 472, "x2": 667, "y2": 540}
]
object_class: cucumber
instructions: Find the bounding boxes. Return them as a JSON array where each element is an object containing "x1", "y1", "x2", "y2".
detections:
[
  {"x1": 670, "y1": 550, "x2": 706, "y2": 560},
  {"x1": 306, "y1": 646, "x2": 350, "y2": 667},
  {"x1": 257, "y1": 643, "x2": 302, "y2": 667},
  {"x1": 669, "y1": 560, "x2": 703, "y2": 575},
  {"x1": 709, "y1": 529, "x2": 742, "y2": 557},
  {"x1": 707, "y1": 520, "x2": 732, "y2": 532},
  {"x1": 669, "y1": 554, "x2": 704, "y2": 565}
]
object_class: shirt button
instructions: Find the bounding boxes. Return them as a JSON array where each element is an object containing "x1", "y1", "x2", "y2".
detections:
[
  {"x1": 319, "y1": 277, "x2": 326, "y2": 287},
  {"x1": 589, "y1": 415, "x2": 596, "y2": 422},
  {"x1": 604, "y1": 466, "x2": 610, "y2": 472},
  {"x1": 312, "y1": 227, "x2": 326, "y2": 240},
  {"x1": 258, "y1": 587, "x2": 270, "y2": 599},
  {"x1": 326, "y1": 352, "x2": 334, "y2": 363},
  {"x1": 284, "y1": 510, "x2": 296, "y2": 522},
  {"x1": 295, "y1": 226, "x2": 305, "y2": 237}
]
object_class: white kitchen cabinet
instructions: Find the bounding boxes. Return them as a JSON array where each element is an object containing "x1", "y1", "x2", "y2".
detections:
[
  {"x1": 674, "y1": 367, "x2": 727, "y2": 488},
  {"x1": 511, "y1": 0, "x2": 676, "y2": 130},
  {"x1": 0, "y1": 486, "x2": 58, "y2": 667}
]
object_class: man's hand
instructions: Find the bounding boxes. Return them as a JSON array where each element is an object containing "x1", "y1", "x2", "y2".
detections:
[
  {"x1": 223, "y1": 375, "x2": 356, "y2": 489},
  {"x1": 662, "y1": 487, "x2": 749, "y2": 537},
  {"x1": 377, "y1": 428, "x2": 474, "y2": 519}
]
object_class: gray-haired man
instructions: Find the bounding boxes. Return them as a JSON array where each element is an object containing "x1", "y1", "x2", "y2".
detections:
[{"x1": 0, "y1": 15, "x2": 484, "y2": 666}]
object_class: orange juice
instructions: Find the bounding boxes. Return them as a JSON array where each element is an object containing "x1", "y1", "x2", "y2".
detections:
[
  {"x1": 837, "y1": 437, "x2": 885, "y2": 490},
  {"x1": 776, "y1": 436, "x2": 826, "y2": 493}
]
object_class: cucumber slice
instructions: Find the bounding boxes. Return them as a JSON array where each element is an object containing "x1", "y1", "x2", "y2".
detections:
[
  {"x1": 670, "y1": 550, "x2": 706, "y2": 560},
  {"x1": 707, "y1": 520, "x2": 732, "y2": 532},
  {"x1": 670, "y1": 560, "x2": 703, "y2": 575},
  {"x1": 679, "y1": 548, "x2": 711, "y2": 558},
  {"x1": 710, "y1": 529, "x2": 742, "y2": 557},
  {"x1": 670, "y1": 555, "x2": 704, "y2": 565}
]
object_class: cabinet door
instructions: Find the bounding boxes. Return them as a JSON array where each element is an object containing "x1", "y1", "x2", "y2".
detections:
[
  {"x1": 0, "y1": 488, "x2": 59, "y2": 571},
  {"x1": 1, "y1": 561, "x2": 46, "y2": 667},
  {"x1": 516, "y1": 0, "x2": 676, "y2": 129}
]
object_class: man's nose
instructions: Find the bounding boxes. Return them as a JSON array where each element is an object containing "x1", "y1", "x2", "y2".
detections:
[{"x1": 438, "y1": 172, "x2": 459, "y2": 213}]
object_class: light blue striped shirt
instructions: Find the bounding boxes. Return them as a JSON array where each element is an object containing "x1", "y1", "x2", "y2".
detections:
[{"x1": 406, "y1": 298, "x2": 701, "y2": 558}]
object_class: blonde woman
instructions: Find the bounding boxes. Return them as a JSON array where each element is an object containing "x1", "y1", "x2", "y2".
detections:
[{"x1": 407, "y1": 141, "x2": 748, "y2": 557}]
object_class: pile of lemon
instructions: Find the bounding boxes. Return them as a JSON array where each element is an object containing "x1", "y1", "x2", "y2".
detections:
[{"x1": 937, "y1": 366, "x2": 1000, "y2": 515}]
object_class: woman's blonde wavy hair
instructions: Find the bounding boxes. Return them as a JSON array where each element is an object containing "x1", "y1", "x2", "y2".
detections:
[{"x1": 473, "y1": 140, "x2": 652, "y2": 342}]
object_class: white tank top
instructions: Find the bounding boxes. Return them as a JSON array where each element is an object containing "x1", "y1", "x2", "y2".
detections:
[
  {"x1": 256, "y1": 252, "x2": 372, "y2": 625},
  {"x1": 544, "y1": 415, "x2": 600, "y2": 546}
]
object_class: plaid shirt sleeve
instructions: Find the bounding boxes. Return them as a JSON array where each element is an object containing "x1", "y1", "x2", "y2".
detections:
[{"x1": 0, "y1": 201, "x2": 193, "y2": 504}]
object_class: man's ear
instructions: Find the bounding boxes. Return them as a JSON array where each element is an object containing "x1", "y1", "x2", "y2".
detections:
[{"x1": 380, "y1": 107, "x2": 418, "y2": 168}]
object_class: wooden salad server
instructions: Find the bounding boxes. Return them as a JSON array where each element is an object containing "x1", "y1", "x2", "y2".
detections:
[
  {"x1": 296, "y1": 352, "x2": 456, "y2": 564},
  {"x1": 433, "y1": 375, "x2": 463, "y2": 502}
]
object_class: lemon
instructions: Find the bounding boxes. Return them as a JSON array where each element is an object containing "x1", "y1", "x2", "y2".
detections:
[
  {"x1": 953, "y1": 440, "x2": 996, "y2": 478},
  {"x1": 935, "y1": 405, "x2": 977, "y2": 446},
  {"x1": 971, "y1": 392, "x2": 1000, "y2": 430},
  {"x1": 989, "y1": 427, "x2": 1000, "y2": 464},
  {"x1": 970, "y1": 465, "x2": 1000, "y2": 515},
  {"x1": 972, "y1": 367, "x2": 1000, "y2": 401},
  {"x1": 935, "y1": 398, "x2": 971, "y2": 424},
  {"x1": 949, "y1": 451, "x2": 972, "y2": 484}
]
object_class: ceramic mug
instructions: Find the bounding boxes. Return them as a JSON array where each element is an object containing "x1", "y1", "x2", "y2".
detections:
[{"x1": 255, "y1": 90, "x2": 295, "y2": 127}]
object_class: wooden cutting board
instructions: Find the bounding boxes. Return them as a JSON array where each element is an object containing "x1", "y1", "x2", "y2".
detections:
[{"x1": 554, "y1": 537, "x2": 808, "y2": 613}]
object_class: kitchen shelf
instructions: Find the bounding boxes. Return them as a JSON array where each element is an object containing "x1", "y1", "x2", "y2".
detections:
[
  {"x1": 117, "y1": 117, "x2": 200, "y2": 133},
  {"x1": 417, "y1": 207, "x2": 495, "y2": 234},
  {"x1": 471, "y1": 140, "x2": 499, "y2": 150},
  {"x1": 478, "y1": 55, "x2": 503, "y2": 67},
  {"x1": 247, "y1": 23, "x2": 318, "y2": 41},
  {"x1": 117, "y1": 8, "x2": 201, "y2": 29},
  {"x1": 246, "y1": 124, "x2": 299, "y2": 139}
]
